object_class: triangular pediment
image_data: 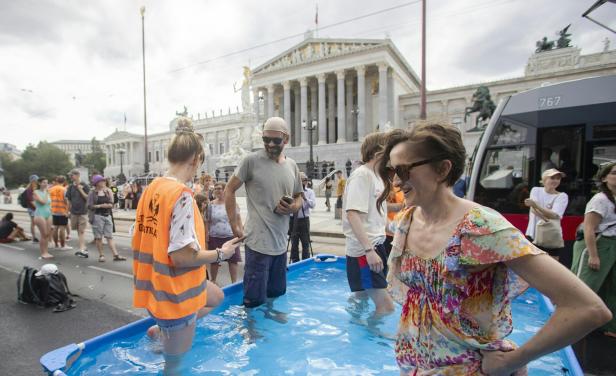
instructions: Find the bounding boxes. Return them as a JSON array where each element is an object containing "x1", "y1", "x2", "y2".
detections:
[{"x1": 253, "y1": 38, "x2": 386, "y2": 75}]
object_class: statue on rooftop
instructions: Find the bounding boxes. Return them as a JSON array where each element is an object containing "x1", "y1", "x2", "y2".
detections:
[
  {"x1": 536, "y1": 37, "x2": 555, "y2": 52},
  {"x1": 556, "y1": 24, "x2": 572, "y2": 48},
  {"x1": 175, "y1": 106, "x2": 188, "y2": 117},
  {"x1": 464, "y1": 86, "x2": 496, "y2": 132}
]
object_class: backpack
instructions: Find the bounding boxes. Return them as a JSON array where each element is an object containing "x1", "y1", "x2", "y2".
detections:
[
  {"x1": 18, "y1": 190, "x2": 28, "y2": 209},
  {"x1": 17, "y1": 267, "x2": 76, "y2": 312},
  {"x1": 17, "y1": 266, "x2": 42, "y2": 305}
]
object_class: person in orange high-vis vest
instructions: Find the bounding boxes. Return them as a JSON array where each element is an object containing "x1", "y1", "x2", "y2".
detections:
[
  {"x1": 133, "y1": 117, "x2": 241, "y2": 375},
  {"x1": 48, "y1": 176, "x2": 71, "y2": 249}
]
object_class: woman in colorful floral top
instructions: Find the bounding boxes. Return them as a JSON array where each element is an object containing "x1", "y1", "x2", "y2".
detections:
[{"x1": 376, "y1": 124, "x2": 611, "y2": 375}]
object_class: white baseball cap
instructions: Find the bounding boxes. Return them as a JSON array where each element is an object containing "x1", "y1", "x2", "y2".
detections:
[{"x1": 35, "y1": 264, "x2": 58, "y2": 277}]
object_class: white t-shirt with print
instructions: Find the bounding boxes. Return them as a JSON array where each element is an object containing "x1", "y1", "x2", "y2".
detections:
[
  {"x1": 585, "y1": 192, "x2": 616, "y2": 237},
  {"x1": 525, "y1": 187, "x2": 569, "y2": 239},
  {"x1": 342, "y1": 164, "x2": 387, "y2": 257}
]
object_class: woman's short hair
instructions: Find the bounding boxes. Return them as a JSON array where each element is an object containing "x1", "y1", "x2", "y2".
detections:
[
  {"x1": 214, "y1": 182, "x2": 226, "y2": 190},
  {"x1": 167, "y1": 117, "x2": 205, "y2": 164},
  {"x1": 194, "y1": 192, "x2": 208, "y2": 208},
  {"x1": 360, "y1": 132, "x2": 386, "y2": 163}
]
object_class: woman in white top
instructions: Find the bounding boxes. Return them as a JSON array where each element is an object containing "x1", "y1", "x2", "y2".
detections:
[
  {"x1": 524, "y1": 168, "x2": 569, "y2": 260},
  {"x1": 572, "y1": 161, "x2": 616, "y2": 337}
]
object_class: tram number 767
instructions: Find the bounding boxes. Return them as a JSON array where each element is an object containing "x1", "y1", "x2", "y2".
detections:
[{"x1": 538, "y1": 96, "x2": 562, "y2": 108}]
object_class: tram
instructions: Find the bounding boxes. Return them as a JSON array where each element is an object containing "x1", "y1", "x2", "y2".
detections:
[{"x1": 467, "y1": 75, "x2": 616, "y2": 258}]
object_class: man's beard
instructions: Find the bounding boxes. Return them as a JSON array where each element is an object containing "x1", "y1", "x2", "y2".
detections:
[{"x1": 265, "y1": 145, "x2": 282, "y2": 158}]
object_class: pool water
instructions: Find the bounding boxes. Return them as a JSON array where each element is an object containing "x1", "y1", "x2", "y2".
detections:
[{"x1": 65, "y1": 264, "x2": 572, "y2": 375}]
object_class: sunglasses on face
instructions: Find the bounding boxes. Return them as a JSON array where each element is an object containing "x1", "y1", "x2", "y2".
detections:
[
  {"x1": 386, "y1": 158, "x2": 438, "y2": 183},
  {"x1": 262, "y1": 136, "x2": 284, "y2": 145}
]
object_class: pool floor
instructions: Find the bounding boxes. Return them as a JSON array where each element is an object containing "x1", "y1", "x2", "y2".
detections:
[{"x1": 64, "y1": 264, "x2": 572, "y2": 375}]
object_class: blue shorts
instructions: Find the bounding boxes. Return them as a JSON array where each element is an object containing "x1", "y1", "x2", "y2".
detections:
[
  {"x1": 149, "y1": 311, "x2": 197, "y2": 334},
  {"x1": 346, "y1": 242, "x2": 389, "y2": 292},
  {"x1": 243, "y1": 245, "x2": 287, "y2": 308}
]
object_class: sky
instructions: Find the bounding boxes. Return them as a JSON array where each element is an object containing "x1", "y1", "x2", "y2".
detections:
[{"x1": 0, "y1": 0, "x2": 614, "y2": 150}]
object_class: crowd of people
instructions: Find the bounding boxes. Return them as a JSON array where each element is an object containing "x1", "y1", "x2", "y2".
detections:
[{"x1": 2, "y1": 115, "x2": 614, "y2": 374}]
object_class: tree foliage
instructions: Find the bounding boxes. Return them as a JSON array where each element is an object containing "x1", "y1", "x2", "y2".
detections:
[
  {"x1": 81, "y1": 137, "x2": 106, "y2": 175},
  {"x1": 1, "y1": 142, "x2": 72, "y2": 188}
]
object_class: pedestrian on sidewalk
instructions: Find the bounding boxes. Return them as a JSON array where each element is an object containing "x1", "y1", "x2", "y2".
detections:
[
  {"x1": 334, "y1": 170, "x2": 346, "y2": 220},
  {"x1": 87, "y1": 175, "x2": 125, "y2": 262},
  {"x1": 377, "y1": 123, "x2": 610, "y2": 375},
  {"x1": 24, "y1": 175, "x2": 39, "y2": 242},
  {"x1": 342, "y1": 132, "x2": 394, "y2": 316},
  {"x1": 66, "y1": 169, "x2": 90, "y2": 258},
  {"x1": 225, "y1": 117, "x2": 303, "y2": 308},
  {"x1": 123, "y1": 182, "x2": 133, "y2": 210},
  {"x1": 33, "y1": 177, "x2": 53, "y2": 259},
  {"x1": 133, "y1": 117, "x2": 240, "y2": 374},
  {"x1": 49, "y1": 176, "x2": 71, "y2": 250},
  {"x1": 324, "y1": 177, "x2": 333, "y2": 212},
  {"x1": 289, "y1": 172, "x2": 315, "y2": 263},
  {"x1": 0, "y1": 213, "x2": 30, "y2": 242},
  {"x1": 207, "y1": 182, "x2": 242, "y2": 284}
]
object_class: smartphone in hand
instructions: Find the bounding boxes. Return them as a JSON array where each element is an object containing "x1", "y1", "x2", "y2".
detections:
[{"x1": 281, "y1": 195, "x2": 293, "y2": 204}]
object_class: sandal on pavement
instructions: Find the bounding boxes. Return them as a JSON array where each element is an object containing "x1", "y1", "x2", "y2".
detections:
[
  {"x1": 113, "y1": 254, "x2": 127, "y2": 261},
  {"x1": 38, "y1": 255, "x2": 54, "y2": 260},
  {"x1": 98, "y1": 255, "x2": 106, "y2": 262}
]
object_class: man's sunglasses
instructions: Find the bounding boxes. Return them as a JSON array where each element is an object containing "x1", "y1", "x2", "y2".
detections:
[
  {"x1": 262, "y1": 136, "x2": 284, "y2": 145},
  {"x1": 386, "y1": 158, "x2": 439, "y2": 183}
]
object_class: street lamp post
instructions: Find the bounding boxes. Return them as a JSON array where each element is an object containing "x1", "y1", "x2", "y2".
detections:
[
  {"x1": 118, "y1": 148, "x2": 126, "y2": 182},
  {"x1": 140, "y1": 6, "x2": 149, "y2": 174},
  {"x1": 302, "y1": 119, "x2": 317, "y2": 178}
]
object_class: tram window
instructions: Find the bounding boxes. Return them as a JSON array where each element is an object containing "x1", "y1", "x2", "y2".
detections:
[
  {"x1": 593, "y1": 124, "x2": 616, "y2": 139},
  {"x1": 476, "y1": 146, "x2": 533, "y2": 214},
  {"x1": 490, "y1": 121, "x2": 528, "y2": 146}
]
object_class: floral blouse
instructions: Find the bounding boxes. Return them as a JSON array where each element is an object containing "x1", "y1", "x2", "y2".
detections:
[{"x1": 388, "y1": 206, "x2": 543, "y2": 375}]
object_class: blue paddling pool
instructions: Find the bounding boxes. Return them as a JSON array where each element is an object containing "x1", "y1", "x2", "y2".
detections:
[{"x1": 41, "y1": 255, "x2": 583, "y2": 375}]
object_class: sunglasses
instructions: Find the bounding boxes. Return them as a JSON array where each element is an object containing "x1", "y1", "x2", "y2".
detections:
[
  {"x1": 386, "y1": 158, "x2": 439, "y2": 183},
  {"x1": 262, "y1": 136, "x2": 284, "y2": 145}
]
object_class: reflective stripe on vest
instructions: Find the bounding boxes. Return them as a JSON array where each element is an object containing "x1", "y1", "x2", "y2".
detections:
[{"x1": 132, "y1": 177, "x2": 207, "y2": 320}]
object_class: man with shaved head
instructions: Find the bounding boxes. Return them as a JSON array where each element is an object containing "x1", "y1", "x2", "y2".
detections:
[{"x1": 225, "y1": 117, "x2": 303, "y2": 308}]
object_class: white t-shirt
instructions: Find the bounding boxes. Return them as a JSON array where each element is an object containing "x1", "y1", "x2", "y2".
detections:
[
  {"x1": 168, "y1": 191, "x2": 201, "y2": 254},
  {"x1": 342, "y1": 164, "x2": 387, "y2": 256},
  {"x1": 525, "y1": 187, "x2": 569, "y2": 239},
  {"x1": 585, "y1": 192, "x2": 616, "y2": 237}
]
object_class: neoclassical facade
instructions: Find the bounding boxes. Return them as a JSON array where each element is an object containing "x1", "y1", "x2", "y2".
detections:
[{"x1": 102, "y1": 34, "x2": 616, "y2": 178}]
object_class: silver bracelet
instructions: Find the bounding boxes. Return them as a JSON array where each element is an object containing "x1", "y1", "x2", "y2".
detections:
[{"x1": 215, "y1": 247, "x2": 223, "y2": 263}]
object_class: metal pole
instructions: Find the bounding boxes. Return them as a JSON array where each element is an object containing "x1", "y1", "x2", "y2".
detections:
[
  {"x1": 419, "y1": 0, "x2": 427, "y2": 120},
  {"x1": 140, "y1": 6, "x2": 149, "y2": 174},
  {"x1": 309, "y1": 125, "x2": 314, "y2": 178}
]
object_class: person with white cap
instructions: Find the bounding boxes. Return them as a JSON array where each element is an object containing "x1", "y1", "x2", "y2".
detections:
[
  {"x1": 524, "y1": 168, "x2": 569, "y2": 260},
  {"x1": 225, "y1": 116, "x2": 303, "y2": 308},
  {"x1": 87, "y1": 175, "x2": 126, "y2": 262}
]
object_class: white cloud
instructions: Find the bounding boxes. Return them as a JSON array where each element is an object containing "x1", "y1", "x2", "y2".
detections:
[{"x1": 0, "y1": 0, "x2": 613, "y2": 150}]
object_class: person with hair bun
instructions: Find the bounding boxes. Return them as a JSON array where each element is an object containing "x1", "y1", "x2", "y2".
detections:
[
  {"x1": 132, "y1": 117, "x2": 242, "y2": 374},
  {"x1": 377, "y1": 121, "x2": 610, "y2": 375},
  {"x1": 572, "y1": 161, "x2": 616, "y2": 337},
  {"x1": 33, "y1": 177, "x2": 53, "y2": 259}
]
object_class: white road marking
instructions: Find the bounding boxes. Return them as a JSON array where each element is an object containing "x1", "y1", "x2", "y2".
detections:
[
  {"x1": 87, "y1": 266, "x2": 133, "y2": 279},
  {"x1": 0, "y1": 264, "x2": 19, "y2": 273},
  {"x1": 0, "y1": 244, "x2": 25, "y2": 251}
]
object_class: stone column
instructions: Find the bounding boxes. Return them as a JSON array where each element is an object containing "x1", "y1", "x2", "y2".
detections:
[
  {"x1": 378, "y1": 63, "x2": 389, "y2": 129},
  {"x1": 294, "y1": 85, "x2": 301, "y2": 146},
  {"x1": 317, "y1": 74, "x2": 327, "y2": 145},
  {"x1": 300, "y1": 77, "x2": 308, "y2": 147},
  {"x1": 356, "y1": 66, "x2": 366, "y2": 141},
  {"x1": 266, "y1": 84, "x2": 275, "y2": 119},
  {"x1": 346, "y1": 77, "x2": 354, "y2": 142},
  {"x1": 336, "y1": 70, "x2": 346, "y2": 143},
  {"x1": 225, "y1": 129, "x2": 230, "y2": 153},
  {"x1": 327, "y1": 81, "x2": 335, "y2": 144},
  {"x1": 283, "y1": 81, "x2": 292, "y2": 141},
  {"x1": 309, "y1": 81, "x2": 317, "y2": 145},
  {"x1": 253, "y1": 87, "x2": 260, "y2": 121},
  {"x1": 214, "y1": 131, "x2": 219, "y2": 155}
]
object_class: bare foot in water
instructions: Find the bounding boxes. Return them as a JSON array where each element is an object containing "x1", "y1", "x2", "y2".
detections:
[{"x1": 146, "y1": 325, "x2": 160, "y2": 340}]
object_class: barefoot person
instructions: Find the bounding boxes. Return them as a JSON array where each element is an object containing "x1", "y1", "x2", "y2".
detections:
[
  {"x1": 133, "y1": 117, "x2": 241, "y2": 375},
  {"x1": 0, "y1": 213, "x2": 30, "y2": 242},
  {"x1": 378, "y1": 123, "x2": 611, "y2": 375},
  {"x1": 33, "y1": 177, "x2": 53, "y2": 259},
  {"x1": 343, "y1": 132, "x2": 394, "y2": 316}
]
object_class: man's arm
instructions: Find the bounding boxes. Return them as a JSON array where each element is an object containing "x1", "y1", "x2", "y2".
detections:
[
  {"x1": 224, "y1": 176, "x2": 244, "y2": 237},
  {"x1": 347, "y1": 210, "x2": 384, "y2": 273},
  {"x1": 76, "y1": 183, "x2": 88, "y2": 200}
]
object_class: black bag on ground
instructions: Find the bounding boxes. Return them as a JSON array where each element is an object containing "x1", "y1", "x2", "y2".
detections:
[
  {"x1": 17, "y1": 266, "x2": 42, "y2": 305},
  {"x1": 17, "y1": 267, "x2": 76, "y2": 312}
]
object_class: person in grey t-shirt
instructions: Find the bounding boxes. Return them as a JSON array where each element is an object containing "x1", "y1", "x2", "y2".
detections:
[
  {"x1": 65, "y1": 169, "x2": 90, "y2": 257},
  {"x1": 225, "y1": 117, "x2": 303, "y2": 308}
]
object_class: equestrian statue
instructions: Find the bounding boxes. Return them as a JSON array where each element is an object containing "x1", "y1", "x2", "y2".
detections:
[{"x1": 464, "y1": 86, "x2": 496, "y2": 132}]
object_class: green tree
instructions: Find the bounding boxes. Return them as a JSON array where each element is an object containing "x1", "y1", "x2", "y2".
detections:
[
  {"x1": 2, "y1": 142, "x2": 72, "y2": 188},
  {"x1": 82, "y1": 138, "x2": 106, "y2": 175}
]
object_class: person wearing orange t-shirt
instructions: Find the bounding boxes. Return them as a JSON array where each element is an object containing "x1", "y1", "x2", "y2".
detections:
[
  {"x1": 384, "y1": 188, "x2": 405, "y2": 254},
  {"x1": 49, "y1": 176, "x2": 71, "y2": 250}
]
